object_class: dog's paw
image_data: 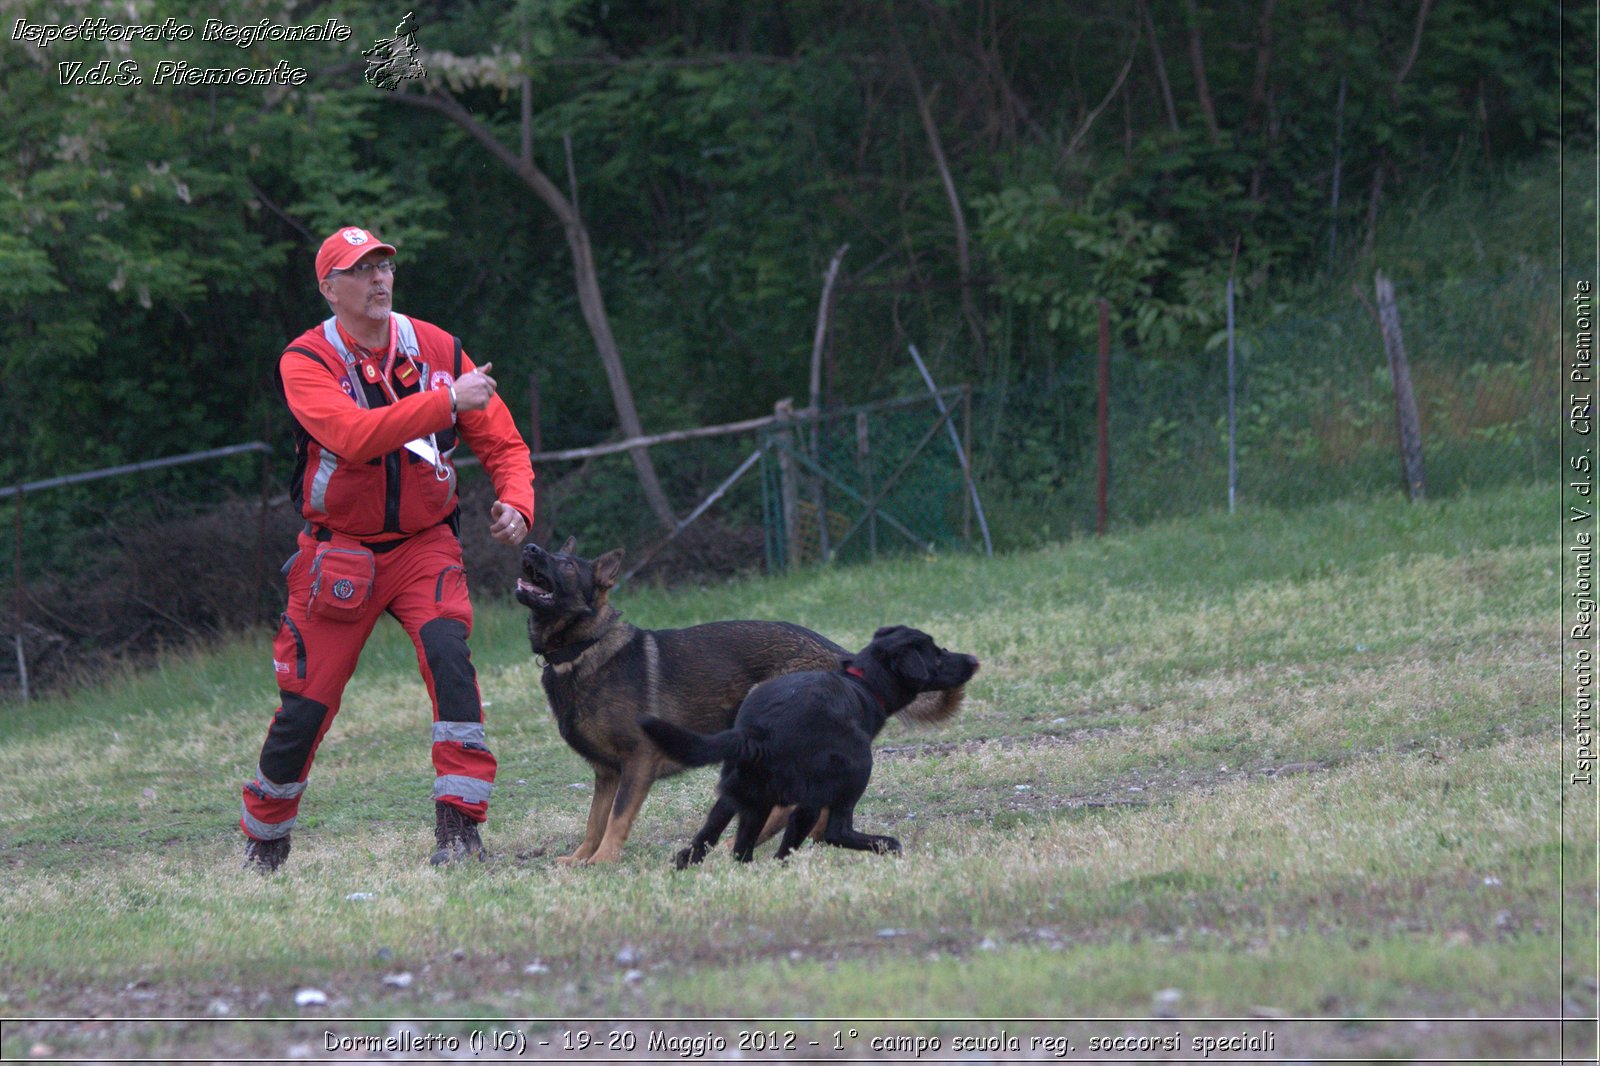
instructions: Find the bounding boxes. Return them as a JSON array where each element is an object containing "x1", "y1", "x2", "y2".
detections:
[
  {"x1": 555, "y1": 853, "x2": 590, "y2": 867},
  {"x1": 873, "y1": 835, "x2": 902, "y2": 856}
]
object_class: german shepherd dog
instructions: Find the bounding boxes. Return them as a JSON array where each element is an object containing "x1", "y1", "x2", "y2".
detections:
[
  {"x1": 639, "y1": 626, "x2": 978, "y2": 866},
  {"x1": 516, "y1": 537, "x2": 854, "y2": 864}
]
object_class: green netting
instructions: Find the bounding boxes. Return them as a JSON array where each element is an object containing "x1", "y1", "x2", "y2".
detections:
[
  {"x1": 759, "y1": 395, "x2": 973, "y2": 571},
  {"x1": 969, "y1": 266, "x2": 1558, "y2": 546}
]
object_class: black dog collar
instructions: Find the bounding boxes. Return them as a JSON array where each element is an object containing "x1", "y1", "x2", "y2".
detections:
[{"x1": 541, "y1": 637, "x2": 600, "y2": 667}]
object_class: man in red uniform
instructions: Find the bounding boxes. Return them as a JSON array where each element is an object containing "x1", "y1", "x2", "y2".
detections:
[{"x1": 241, "y1": 225, "x2": 534, "y2": 872}]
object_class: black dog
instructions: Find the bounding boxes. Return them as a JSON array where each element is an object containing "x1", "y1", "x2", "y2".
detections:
[
  {"x1": 639, "y1": 626, "x2": 978, "y2": 866},
  {"x1": 514, "y1": 537, "x2": 851, "y2": 864}
]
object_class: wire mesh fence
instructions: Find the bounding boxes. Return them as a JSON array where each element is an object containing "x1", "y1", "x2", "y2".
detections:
[
  {"x1": 969, "y1": 266, "x2": 1558, "y2": 546},
  {"x1": 757, "y1": 391, "x2": 977, "y2": 571},
  {"x1": 3, "y1": 267, "x2": 1557, "y2": 697}
]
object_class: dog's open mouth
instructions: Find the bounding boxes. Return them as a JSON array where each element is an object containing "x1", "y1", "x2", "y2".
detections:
[{"x1": 515, "y1": 571, "x2": 556, "y2": 606}]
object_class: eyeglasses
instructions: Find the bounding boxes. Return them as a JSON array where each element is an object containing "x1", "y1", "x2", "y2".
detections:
[{"x1": 331, "y1": 259, "x2": 397, "y2": 280}]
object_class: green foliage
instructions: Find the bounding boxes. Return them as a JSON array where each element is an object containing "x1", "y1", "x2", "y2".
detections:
[
  {"x1": 974, "y1": 181, "x2": 1229, "y2": 353},
  {"x1": 0, "y1": 0, "x2": 1584, "y2": 568}
]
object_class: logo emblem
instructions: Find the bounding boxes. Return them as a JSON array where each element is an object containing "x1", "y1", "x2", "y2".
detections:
[
  {"x1": 332, "y1": 578, "x2": 356, "y2": 601},
  {"x1": 343, "y1": 228, "x2": 369, "y2": 246},
  {"x1": 363, "y1": 11, "x2": 427, "y2": 92},
  {"x1": 430, "y1": 371, "x2": 454, "y2": 391}
]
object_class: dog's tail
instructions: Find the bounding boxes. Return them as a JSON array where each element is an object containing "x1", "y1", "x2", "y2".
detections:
[{"x1": 638, "y1": 715, "x2": 746, "y2": 767}]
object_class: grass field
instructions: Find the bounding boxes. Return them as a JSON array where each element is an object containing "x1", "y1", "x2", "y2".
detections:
[{"x1": 0, "y1": 481, "x2": 1592, "y2": 1061}]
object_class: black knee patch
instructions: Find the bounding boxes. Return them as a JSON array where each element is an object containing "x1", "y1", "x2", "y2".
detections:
[
  {"x1": 260, "y1": 691, "x2": 330, "y2": 784},
  {"x1": 420, "y1": 617, "x2": 480, "y2": 723}
]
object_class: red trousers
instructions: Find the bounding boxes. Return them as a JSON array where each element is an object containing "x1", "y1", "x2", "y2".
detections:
[{"x1": 241, "y1": 522, "x2": 496, "y2": 841}]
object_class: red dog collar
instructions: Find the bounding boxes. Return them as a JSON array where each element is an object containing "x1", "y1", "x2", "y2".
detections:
[{"x1": 844, "y1": 665, "x2": 887, "y2": 708}]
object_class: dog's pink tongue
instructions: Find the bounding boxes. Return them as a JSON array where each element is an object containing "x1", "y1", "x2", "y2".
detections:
[{"x1": 517, "y1": 578, "x2": 535, "y2": 593}]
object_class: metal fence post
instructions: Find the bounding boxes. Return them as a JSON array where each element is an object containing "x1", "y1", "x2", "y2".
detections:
[
  {"x1": 1227, "y1": 275, "x2": 1238, "y2": 514},
  {"x1": 1096, "y1": 299, "x2": 1111, "y2": 536},
  {"x1": 961, "y1": 384, "x2": 974, "y2": 549},
  {"x1": 907, "y1": 344, "x2": 993, "y2": 556},
  {"x1": 12, "y1": 488, "x2": 26, "y2": 705},
  {"x1": 855, "y1": 411, "x2": 878, "y2": 558}
]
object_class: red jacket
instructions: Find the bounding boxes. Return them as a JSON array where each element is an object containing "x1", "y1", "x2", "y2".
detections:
[{"x1": 278, "y1": 313, "x2": 534, "y2": 541}]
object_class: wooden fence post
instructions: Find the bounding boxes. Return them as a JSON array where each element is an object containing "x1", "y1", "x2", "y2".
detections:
[
  {"x1": 1375, "y1": 270, "x2": 1427, "y2": 501},
  {"x1": 773, "y1": 398, "x2": 802, "y2": 568}
]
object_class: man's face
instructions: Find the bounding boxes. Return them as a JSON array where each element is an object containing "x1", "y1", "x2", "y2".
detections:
[{"x1": 320, "y1": 251, "x2": 394, "y2": 323}]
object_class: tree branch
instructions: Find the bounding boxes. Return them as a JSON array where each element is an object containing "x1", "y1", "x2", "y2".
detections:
[
  {"x1": 243, "y1": 177, "x2": 314, "y2": 242},
  {"x1": 387, "y1": 83, "x2": 677, "y2": 529},
  {"x1": 388, "y1": 86, "x2": 574, "y2": 228},
  {"x1": 1392, "y1": 0, "x2": 1434, "y2": 100},
  {"x1": 1064, "y1": 42, "x2": 1137, "y2": 159},
  {"x1": 910, "y1": 78, "x2": 985, "y2": 355}
]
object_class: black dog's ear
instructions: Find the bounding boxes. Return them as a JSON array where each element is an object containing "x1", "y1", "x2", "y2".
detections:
[
  {"x1": 891, "y1": 639, "x2": 933, "y2": 684},
  {"x1": 559, "y1": 535, "x2": 578, "y2": 555},
  {"x1": 873, "y1": 624, "x2": 910, "y2": 641},
  {"x1": 593, "y1": 548, "x2": 625, "y2": 589}
]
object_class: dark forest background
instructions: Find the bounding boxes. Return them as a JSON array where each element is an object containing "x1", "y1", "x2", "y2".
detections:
[{"x1": 0, "y1": 1, "x2": 1593, "y2": 689}]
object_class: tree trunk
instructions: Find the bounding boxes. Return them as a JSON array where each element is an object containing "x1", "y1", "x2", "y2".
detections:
[
  {"x1": 1245, "y1": 0, "x2": 1278, "y2": 201},
  {"x1": 1361, "y1": 0, "x2": 1432, "y2": 267},
  {"x1": 1136, "y1": 0, "x2": 1181, "y2": 133},
  {"x1": 1182, "y1": 0, "x2": 1221, "y2": 142},
  {"x1": 1327, "y1": 75, "x2": 1347, "y2": 271},
  {"x1": 1246, "y1": 0, "x2": 1278, "y2": 127},
  {"x1": 911, "y1": 0, "x2": 1037, "y2": 144},
  {"x1": 904, "y1": 66, "x2": 985, "y2": 361},
  {"x1": 562, "y1": 217, "x2": 677, "y2": 529},
  {"x1": 1391, "y1": 0, "x2": 1434, "y2": 103},
  {"x1": 390, "y1": 85, "x2": 677, "y2": 531},
  {"x1": 1363, "y1": 157, "x2": 1386, "y2": 259}
]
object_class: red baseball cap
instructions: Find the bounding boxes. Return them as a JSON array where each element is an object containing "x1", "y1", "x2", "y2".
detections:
[{"x1": 315, "y1": 226, "x2": 397, "y2": 281}]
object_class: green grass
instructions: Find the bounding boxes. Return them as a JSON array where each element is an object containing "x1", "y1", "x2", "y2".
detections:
[{"x1": 0, "y1": 481, "x2": 1589, "y2": 1060}]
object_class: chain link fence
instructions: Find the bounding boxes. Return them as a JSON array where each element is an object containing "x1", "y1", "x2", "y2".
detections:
[
  {"x1": 3, "y1": 267, "x2": 1556, "y2": 697},
  {"x1": 970, "y1": 266, "x2": 1557, "y2": 547}
]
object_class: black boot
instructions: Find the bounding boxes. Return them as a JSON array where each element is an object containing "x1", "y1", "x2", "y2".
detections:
[
  {"x1": 243, "y1": 834, "x2": 291, "y2": 874},
  {"x1": 431, "y1": 802, "x2": 486, "y2": 866}
]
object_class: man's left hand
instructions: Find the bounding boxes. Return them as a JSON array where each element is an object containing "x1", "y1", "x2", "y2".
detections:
[{"x1": 488, "y1": 501, "x2": 528, "y2": 545}]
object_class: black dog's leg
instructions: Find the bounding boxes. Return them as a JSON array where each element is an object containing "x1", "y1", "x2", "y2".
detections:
[
  {"x1": 820, "y1": 805, "x2": 901, "y2": 856},
  {"x1": 729, "y1": 805, "x2": 772, "y2": 862},
  {"x1": 774, "y1": 806, "x2": 822, "y2": 860},
  {"x1": 675, "y1": 795, "x2": 738, "y2": 870}
]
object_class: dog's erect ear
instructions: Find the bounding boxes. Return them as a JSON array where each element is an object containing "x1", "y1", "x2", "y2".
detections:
[
  {"x1": 593, "y1": 548, "x2": 625, "y2": 589},
  {"x1": 559, "y1": 535, "x2": 578, "y2": 555}
]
